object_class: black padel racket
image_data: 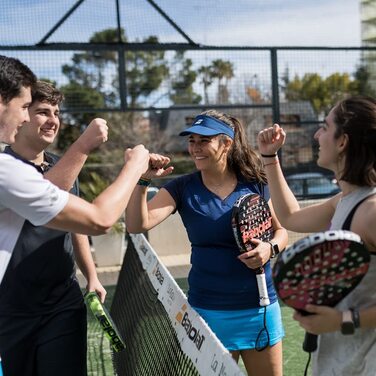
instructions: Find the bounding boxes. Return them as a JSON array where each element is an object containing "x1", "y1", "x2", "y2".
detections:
[
  {"x1": 272, "y1": 230, "x2": 370, "y2": 352},
  {"x1": 232, "y1": 193, "x2": 274, "y2": 306},
  {"x1": 84, "y1": 291, "x2": 126, "y2": 352}
]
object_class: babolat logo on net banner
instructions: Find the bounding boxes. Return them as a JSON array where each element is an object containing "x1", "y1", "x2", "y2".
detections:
[
  {"x1": 139, "y1": 242, "x2": 148, "y2": 256},
  {"x1": 166, "y1": 282, "x2": 176, "y2": 307},
  {"x1": 138, "y1": 241, "x2": 154, "y2": 269},
  {"x1": 152, "y1": 263, "x2": 164, "y2": 286},
  {"x1": 210, "y1": 353, "x2": 231, "y2": 375},
  {"x1": 175, "y1": 304, "x2": 205, "y2": 351}
]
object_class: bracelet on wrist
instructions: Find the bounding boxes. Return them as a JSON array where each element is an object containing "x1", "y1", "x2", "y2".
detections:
[
  {"x1": 261, "y1": 153, "x2": 278, "y2": 158},
  {"x1": 263, "y1": 160, "x2": 279, "y2": 168},
  {"x1": 137, "y1": 177, "x2": 151, "y2": 187}
]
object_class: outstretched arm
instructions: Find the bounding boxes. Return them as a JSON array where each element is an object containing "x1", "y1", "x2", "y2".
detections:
[
  {"x1": 44, "y1": 118, "x2": 108, "y2": 191},
  {"x1": 72, "y1": 233, "x2": 107, "y2": 303},
  {"x1": 46, "y1": 145, "x2": 150, "y2": 235},
  {"x1": 258, "y1": 124, "x2": 337, "y2": 232},
  {"x1": 126, "y1": 153, "x2": 175, "y2": 233}
]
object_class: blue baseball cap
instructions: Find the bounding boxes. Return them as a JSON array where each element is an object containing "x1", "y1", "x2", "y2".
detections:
[{"x1": 179, "y1": 115, "x2": 234, "y2": 139}]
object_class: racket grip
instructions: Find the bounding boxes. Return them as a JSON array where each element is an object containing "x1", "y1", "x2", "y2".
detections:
[
  {"x1": 255, "y1": 268, "x2": 270, "y2": 306},
  {"x1": 84, "y1": 291, "x2": 126, "y2": 352},
  {"x1": 303, "y1": 332, "x2": 318, "y2": 352}
]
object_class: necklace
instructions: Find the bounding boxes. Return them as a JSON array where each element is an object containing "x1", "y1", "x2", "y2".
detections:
[
  {"x1": 204, "y1": 180, "x2": 237, "y2": 201},
  {"x1": 209, "y1": 181, "x2": 236, "y2": 188}
]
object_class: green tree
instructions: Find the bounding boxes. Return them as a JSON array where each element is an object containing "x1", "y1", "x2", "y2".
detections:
[
  {"x1": 58, "y1": 82, "x2": 105, "y2": 151},
  {"x1": 61, "y1": 28, "x2": 121, "y2": 102},
  {"x1": 61, "y1": 29, "x2": 169, "y2": 111},
  {"x1": 284, "y1": 72, "x2": 359, "y2": 115},
  {"x1": 169, "y1": 52, "x2": 201, "y2": 105},
  {"x1": 280, "y1": 66, "x2": 290, "y2": 98},
  {"x1": 58, "y1": 28, "x2": 172, "y2": 189},
  {"x1": 350, "y1": 64, "x2": 376, "y2": 97},
  {"x1": 58, "y1": 28, "x2": 170, "y2": 154},
  {"x1": 126, "y1": 35, "x2": 169, "y2": 108}
]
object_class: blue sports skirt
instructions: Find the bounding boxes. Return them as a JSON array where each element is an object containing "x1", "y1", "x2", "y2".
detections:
[{"x1": 192, "y1": 301, "x2": 284, "y2": 351}]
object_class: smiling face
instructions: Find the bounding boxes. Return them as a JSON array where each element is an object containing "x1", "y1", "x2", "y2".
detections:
[
  {"x1": 187, "y1": 133, "x2": 231, "y2": 171},
  {"x1": 0, "y1": 86, "x2": 32, "y2": 144},
  {"x1": 15, "y1": 100, "x2": 61, "y2": 151}
]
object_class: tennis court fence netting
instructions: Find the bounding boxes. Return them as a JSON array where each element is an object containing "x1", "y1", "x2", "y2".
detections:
[{"x1": 109, "y1": 233, "x2": 245, "y2": 376}]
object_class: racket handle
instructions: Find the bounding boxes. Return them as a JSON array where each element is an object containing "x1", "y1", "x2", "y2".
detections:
[
  {"x1": 255, "y1": 268, "x2": 270, "y2": 306},
  {"x1": 84, "y1": 291, "x2": 126, "y2": 352},
  {"x1": 303, "y1": 332, "x2": 318, "y2": 352}
]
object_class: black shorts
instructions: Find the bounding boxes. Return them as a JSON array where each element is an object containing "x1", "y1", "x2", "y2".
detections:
[{"x1": 1, "y1": 307, "x2": 87, "y2": 376}]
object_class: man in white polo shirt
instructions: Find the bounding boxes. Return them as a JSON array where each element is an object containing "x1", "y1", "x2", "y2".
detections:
[{"x1": 0, "y1": 55, "x2": 149, "y2": 375}]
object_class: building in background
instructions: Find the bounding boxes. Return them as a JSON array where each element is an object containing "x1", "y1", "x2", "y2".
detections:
[
  {"x1": 154, "y1": 100, "x2": 317, "y2": 172},
  {"x1": 360, "y1": 0, "x2": 376, "y2": 90}
]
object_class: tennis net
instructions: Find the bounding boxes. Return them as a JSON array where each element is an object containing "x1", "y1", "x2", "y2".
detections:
[{"x1": 110, "y1": 233, "x2": 245, "y2": 376}]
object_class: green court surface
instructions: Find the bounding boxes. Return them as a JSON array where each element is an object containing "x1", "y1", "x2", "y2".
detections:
[{"x1": 86, "y1": 282, "x2": 312, "y2": 376}]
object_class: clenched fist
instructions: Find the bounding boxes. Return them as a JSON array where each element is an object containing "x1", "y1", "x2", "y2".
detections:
[{"x1": 75, "y1": 118, "x2": 109, "y2": 154}]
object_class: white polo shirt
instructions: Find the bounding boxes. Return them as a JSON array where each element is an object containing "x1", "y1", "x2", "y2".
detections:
[{"x1": 0, "y1": 154, "x2": 69, "y2": 284}]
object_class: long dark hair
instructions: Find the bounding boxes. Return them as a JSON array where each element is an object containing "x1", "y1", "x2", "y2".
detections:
[
  {"x1": 333, "y1": 96, "x2": 376, "y2": 186},
  {"x1": 201, "y1": 110, "x2": 267, "y2": 183}
]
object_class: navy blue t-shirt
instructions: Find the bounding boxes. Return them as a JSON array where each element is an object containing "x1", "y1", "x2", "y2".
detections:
[{"x1": 164, "y1": 171, "x2": 277, "y2": 310}]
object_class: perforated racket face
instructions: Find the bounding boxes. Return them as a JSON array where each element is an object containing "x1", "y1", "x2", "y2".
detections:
[
  {"x1": 273, "y1": 231, "x2": 370, "y2": 311},
  {"x1": 232, "y1": 193, "x2": 274, "y2": 253}
]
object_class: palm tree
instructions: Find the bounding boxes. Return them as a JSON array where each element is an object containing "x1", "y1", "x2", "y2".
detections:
[
  {"x1": 211, "y1": 59, "x2": 234, "y2": 104},
  {"x1": 198, "y1": 65, "x2": 215, "y2": 104}
]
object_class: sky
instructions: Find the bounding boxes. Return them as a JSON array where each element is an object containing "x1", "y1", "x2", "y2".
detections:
[
  {"x1": 0, "y1": 0, "x2": 366, "y2": 107},
  {"x1": 199, "y1": 0, "x2": 362, "y2": 47},
  {"x1": 0, "y1": 0, "x2": 363, "y2": 47}
]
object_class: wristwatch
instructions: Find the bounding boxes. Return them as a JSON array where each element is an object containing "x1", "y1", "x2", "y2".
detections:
[
  {"x1": 350, "y1": 308, "x2": 360, "y2": 329},
  {"x1": 268, "y1": 240, "x2": 280, "y2": 259},
  {"x1": 341, "y1": 310, "x2": 355, "y2": 335}
]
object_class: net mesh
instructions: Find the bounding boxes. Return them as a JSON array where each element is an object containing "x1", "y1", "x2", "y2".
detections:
[{"x1": 110, "y1": 234, "x2": 245, "y2": 376}]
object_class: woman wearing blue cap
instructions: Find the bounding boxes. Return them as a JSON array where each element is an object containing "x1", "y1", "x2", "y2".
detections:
[{"x1": 126, "y1": 110, "x2": 288, "y2": 376}]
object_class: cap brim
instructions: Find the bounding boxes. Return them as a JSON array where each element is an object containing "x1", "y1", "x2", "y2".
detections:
[{"x1": 179, "y1": 125, "x2": 221, "y2": 137}]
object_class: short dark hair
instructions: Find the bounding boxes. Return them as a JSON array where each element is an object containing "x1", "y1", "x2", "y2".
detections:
[
  {"x1": 0, "y1": 55, "x2": 37, "y2": 104},
  {"x1": 32, "y1": 81, "x2": 64, "y2": 106},
  {"x1": 333, "y1": 95, "x2": 376, "y2": 186}
]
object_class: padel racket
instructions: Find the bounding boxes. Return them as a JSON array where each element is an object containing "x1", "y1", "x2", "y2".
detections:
[
  {"x1": 84, "y1": 291, "x2": 126, "y2": 352},
  {"x1": 272, "y1": 230, "x2": 370, "y2": 352},
  {"x1": 232, "y1": 193, "x2": 274, "y2": 306}
]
